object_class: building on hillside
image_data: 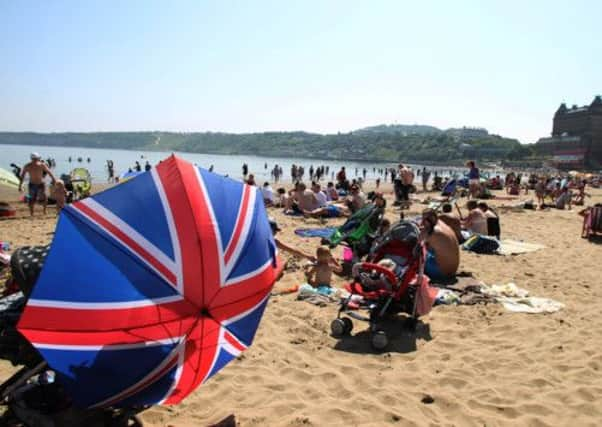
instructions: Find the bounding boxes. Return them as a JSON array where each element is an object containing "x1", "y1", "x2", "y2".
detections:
[
  {"x1": 536, "y1": 95, "x2": 602, "y2": 169},
  {"x1": 446, "y1": 127, "x2": 489, "y2": 141}
]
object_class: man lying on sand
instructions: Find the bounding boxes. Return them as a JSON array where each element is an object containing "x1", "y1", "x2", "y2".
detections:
[{"x1": 421, "y1": 209, "x2": 460, "y2": 282}]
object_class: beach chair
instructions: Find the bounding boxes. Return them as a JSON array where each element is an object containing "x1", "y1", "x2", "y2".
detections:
[{"x1": 582, "y1": 204, "x2": 602, "y2": 239}]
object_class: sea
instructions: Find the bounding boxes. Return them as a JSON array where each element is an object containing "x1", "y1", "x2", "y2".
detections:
[{"x1": 0, "y1": 144, "x2": 471, "y2": 183}]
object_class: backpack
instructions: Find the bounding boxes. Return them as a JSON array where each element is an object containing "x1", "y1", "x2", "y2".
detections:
[{"x1": 463, "y1": 234, "x2": 500, "y2": 254}]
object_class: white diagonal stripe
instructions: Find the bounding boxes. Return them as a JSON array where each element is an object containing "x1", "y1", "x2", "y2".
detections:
[
  {"x1": 33, "y1": 336, "x2": 184, "y2": 351},
  {"x1": 27, "y1": 294, "x2": 183, "y2": 310},
  {"x1": 73, "y1": 199, "x2": 177, "y2": 288},
  {"x1": 223, "y1": 186, "x2": 257, "y2": 281},
  {"x1": 151, "y1": 168, "x2": 184, "y2": 294}
]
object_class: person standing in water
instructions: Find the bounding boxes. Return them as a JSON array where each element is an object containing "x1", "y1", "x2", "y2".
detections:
[{"x1": 18, "y1": 153, "x2": 56, "y2": 216}]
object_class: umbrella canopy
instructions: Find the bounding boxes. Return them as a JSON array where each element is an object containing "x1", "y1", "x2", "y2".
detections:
[
  {"x1": 119, "y1": 170, "x2": 143, "y2": 182},
  {"x1": 0, "y1": 167, "x2": 20, "y2": 190},
  {"x1": 18, "y1": 155, "x2": 280, "y2": 408}
]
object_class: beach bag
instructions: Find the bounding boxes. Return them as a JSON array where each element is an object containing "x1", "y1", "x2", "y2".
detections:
[{"x1": 463, "y1": 234, "x2": 499, "y2": 254}]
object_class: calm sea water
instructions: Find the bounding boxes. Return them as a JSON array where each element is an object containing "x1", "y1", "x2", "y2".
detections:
[{"x1": 0, "y1": 143, "x2": 472, "y2": 183}]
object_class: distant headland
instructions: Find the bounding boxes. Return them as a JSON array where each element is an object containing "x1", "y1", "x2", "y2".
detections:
[{"x1": 0, "y1": 124, "x2": 524, "y2": 165}]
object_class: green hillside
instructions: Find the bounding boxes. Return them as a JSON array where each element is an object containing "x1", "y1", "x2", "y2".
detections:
[{"x1": 0, "y1": 128, "x2": 522, "y2": 164}]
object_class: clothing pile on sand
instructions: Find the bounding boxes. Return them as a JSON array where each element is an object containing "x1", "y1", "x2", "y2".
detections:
[{"x1": 435, "y1": 281, "x2": 564, "y2": 314}]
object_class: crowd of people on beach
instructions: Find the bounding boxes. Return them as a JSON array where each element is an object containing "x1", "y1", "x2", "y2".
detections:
[
  {"x1": 242, "y1": 159, "x2": 602, "y2": 291},
  {"x1": 9, "y1": 150, "x2": 602, "y2": 285}
]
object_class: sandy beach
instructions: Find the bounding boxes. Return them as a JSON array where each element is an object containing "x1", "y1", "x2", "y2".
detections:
[{"x1": 0, "y1": 181, "x2": 601, "y2": 427}]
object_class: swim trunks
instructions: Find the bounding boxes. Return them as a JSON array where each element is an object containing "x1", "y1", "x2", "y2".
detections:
[
  {"x1": 425, "y1": 249, "x2": 452, "y2": 282},
  {"x1": 28, "y1": 183, "x2": 46, "y2": 202},
  {"x1": 326, "y1": 205, "x2": 341, "y2": 218}
]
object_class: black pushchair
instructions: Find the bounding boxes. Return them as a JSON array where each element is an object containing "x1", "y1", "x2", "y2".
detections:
[{"x1": 331, "y1": 221, "x2": 430, "y2": 350}]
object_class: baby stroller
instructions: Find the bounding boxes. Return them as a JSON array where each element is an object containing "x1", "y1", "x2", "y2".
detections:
[
  {"x1": 324, "y1": 204, "x2": 384, "y2": 259},
  {"x1": 330, "y1": 221, "x2": 431, "y2": 351},
  {"x1": 0, "y1": 246, "x2": 144, "y2": 426}
]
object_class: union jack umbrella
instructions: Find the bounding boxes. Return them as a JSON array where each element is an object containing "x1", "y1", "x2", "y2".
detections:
[{"x1": 17, "y1": 155, "x2": 281, "y2": 408}]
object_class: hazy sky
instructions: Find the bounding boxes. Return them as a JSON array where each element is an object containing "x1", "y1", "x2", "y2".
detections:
[{"x1": 1, "y1": 0, "x2": 600, "y2": 143}]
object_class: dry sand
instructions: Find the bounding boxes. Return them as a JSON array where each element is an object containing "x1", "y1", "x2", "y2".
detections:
[{"x1": 0, "y1": 181, "x2": 601, "y2": 427}]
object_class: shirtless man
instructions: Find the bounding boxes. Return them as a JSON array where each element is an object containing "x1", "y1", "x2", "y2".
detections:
[
  {"x1": 421, "y1": 209, "x2": 460, "y2": 281},
  {"x1": 296, "y1": 182, "x2": 320, "y2": 212},
  {"x1": 438, "y1": 203, "x2": 463, "y2": 243},
  {"x1": 347, "y1": 184, "x2": 366, "y2": 212},
  {"x1": 462, "y1": 200, "x2": 487, "y2": 237},
  {"x1": 398, "y1": 163, "x2": 414, "y2": 208},
  {"x1": 18, "y1": 153, "x2": 56, "y2": 216}
]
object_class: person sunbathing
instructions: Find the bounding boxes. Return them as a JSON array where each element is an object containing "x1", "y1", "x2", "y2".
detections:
[
  {"x1": 346, "y1": 184, "x2": 366, "y2": 212},
  {"x1": 284, "y1": 182, "x2": 319, "y2": 214},
  {"x1": 325, "y1": 182, "x2": 339, "y2": 201},
  {"x1": 297, "y1": 182, "x2": 320, "y2": 212},
  {"x1": 438, "y1": 203, "x2": 463, "y2": 243},
  {"x1": 304, "y1": 204, "x2": 350, "y2": 218},
  {"x1": 462, "y1": 200, "x2": 488, "y2": 236},
  {"x1": 420, "y1": 209, "x2": 460, "y2": 281},
  {"x1": 477, "y1": 202, "x2": 497, "y2": 220}
]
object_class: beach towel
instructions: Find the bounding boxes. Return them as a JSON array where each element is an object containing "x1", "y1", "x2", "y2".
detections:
[
  {"x1": 481, "y1": 283, "x2": 564, "y2": 313},
  {"x1": 498, "y1": 239, "x2": 545, "y2": 256},
  {"x1": 294, "y1": 227, "x2": 336, "y2": 238},
  {"x1": 496, "y1": 297, "x2": 564, "y2": 314}
]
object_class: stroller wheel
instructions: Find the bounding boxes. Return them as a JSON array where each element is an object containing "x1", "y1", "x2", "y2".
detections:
[
  {"x1": 405, "y1": 316, "x2": 418, "y2": 332},
  {"x1": 371, "y1": 331, "x2": 388, "y2": 351},
  {"x1": 341, "y1": 317, "x2": 353, "y2": 335},
  {"x1": 331, "y1": 318, "x2": 351, "y2": 337}
]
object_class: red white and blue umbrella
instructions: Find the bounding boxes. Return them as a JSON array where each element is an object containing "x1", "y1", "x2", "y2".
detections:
[{"x1": 17, "y1": 155, "x2": 280, "y2": 408}]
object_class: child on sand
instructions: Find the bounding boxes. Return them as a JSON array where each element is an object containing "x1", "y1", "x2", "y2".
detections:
[
  {"x1": 53, "y1": 180, "x2": 67, "y2": 215},
  {"x1": 301, "y1": 246, "x2": 342, "y2": 295}
]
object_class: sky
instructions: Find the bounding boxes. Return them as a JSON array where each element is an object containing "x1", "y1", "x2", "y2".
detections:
[{"x1": 1, "y1": 0, "x2": 601, "y2": 143}]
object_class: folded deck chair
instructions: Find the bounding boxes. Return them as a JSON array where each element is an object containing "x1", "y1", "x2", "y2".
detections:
[{"x1": 582, "y1": 204, "x2": 602, "y2": 239}]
